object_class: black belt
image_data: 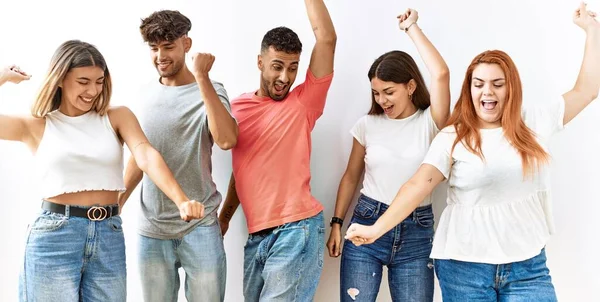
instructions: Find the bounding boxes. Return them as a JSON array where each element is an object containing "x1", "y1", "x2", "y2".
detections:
[
  {"x1": 251, "y1": 226, "x2": 277, "y2": 237},
  {"x1": 42, "y1": 200, "x2": 119, "y2": 221}
]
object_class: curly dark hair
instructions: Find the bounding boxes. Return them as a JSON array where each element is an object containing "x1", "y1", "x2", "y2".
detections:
[
  {"x1": 140, "y1": 10, "x2": 191, "y2": 43},
  {"x1": 261, "y1": 26, "x2": 302, "y2": 54}
]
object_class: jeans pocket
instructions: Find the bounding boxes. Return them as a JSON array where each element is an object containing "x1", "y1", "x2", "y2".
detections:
[
  {"x1": 108, "y1": 216, "x2": 123, "y2": 232},
  {"x1": 30, "y1": 212, "x2": 68, "y2": 233},
  {"x1": 353, "y1": 200, "x2": 376, "y2": 219},
  {"x1": 415, "y1": 210, "x2": 434, "y2": 228}
]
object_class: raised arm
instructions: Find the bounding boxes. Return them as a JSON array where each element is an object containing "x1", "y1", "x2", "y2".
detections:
[
  {"x1": 345, "y1": 163, "x2": 444, "y2": 245},
  {"x1": 109, "y1": 106, "x2": 204, "y2": 221},
  {"x1": 305, "y1": 0, "x2": 337, "y2": 78},
  {"x1": 563, "y1": 2, "x2": 600, "y2": 124},
  {"x1": 399, "y1": 9, "x2": 450, "y2": 129},
  {"x1": 191, "y1": 53, "x2": 238, "y2": 150},
  {"x1": 0, "y1": 66, "x2": 38, "y2": 148}
]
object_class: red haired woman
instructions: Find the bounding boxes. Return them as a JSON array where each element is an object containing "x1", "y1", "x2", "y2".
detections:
[{"x1": 345, "y1": 3, "x2": 599, "y2": 301}]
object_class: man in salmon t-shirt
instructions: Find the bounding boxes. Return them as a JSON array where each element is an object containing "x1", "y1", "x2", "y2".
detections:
[{"x1": 217, "y1": 0, "x2": 336, "y2": 300}]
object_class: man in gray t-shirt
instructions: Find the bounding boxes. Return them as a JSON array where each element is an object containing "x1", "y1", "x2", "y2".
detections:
[{"x1": 119, "y1": 10, "x2": 238, "y2": 302}]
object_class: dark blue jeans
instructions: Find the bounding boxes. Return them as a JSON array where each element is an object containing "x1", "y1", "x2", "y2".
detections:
[
  {"x1": 435, "y1": 249, "x2": 557, "y2": 302},
  {"x1": 340, "y1": 194, "x2": 434, "y2": 302}
]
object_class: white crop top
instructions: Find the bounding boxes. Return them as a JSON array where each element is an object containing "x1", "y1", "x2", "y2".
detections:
[{"x1": 35, "y1": 110, "x2": 126, "y2": 198}]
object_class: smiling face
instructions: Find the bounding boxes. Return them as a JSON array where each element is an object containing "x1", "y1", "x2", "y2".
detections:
[
  {"x1": 370, "y1": 77, "x2": 416, "y2": 119},
  {"x1": 470, "y1": 63, "x2": 507, "y2": 128},
  {"x1": 59, "y1": 66, "x2": 105, "y2": 116},
  {"x1": 149, "y1": 36, "x2": 190, "y2": 79}
]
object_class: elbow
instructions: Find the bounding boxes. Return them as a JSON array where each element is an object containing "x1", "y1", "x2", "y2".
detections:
[
  {"x1": 216, "y1": 136, "x2": 238, "y2": 150},
  {"x1": 318, "y1": 33, "x2": 337, "y2": 46},
  {"x1": 434, "y1": 68, "x2": 450, "y2": 82}
]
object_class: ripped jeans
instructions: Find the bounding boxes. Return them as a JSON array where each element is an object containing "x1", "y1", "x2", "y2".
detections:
[{"x1": 340, "y1": 194, "x2": 434, "y2": 302}]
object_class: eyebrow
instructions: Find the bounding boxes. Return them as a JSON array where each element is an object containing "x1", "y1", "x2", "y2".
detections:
[
  {"x1": 76, "y1": 77, "x2": 104, "y2": 81},
  {"x1": 473, "y1": 77, "x2": 505, "y2": 82},
  {"x1": 272, "y1": 59, "x2": 299, "y2": 65}
]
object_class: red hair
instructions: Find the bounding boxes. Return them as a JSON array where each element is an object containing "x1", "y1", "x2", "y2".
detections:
[{"x1": 446, "y1": 50, "x2": 548, "y2": 176}]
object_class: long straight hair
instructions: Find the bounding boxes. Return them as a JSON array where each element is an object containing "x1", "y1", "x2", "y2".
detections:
[
  {"x1": 446, "y1": 50, "x2": 548, "y2": 176},
  {"x1": 31, "y1": 40, "x2": 112, "y2": 117}
]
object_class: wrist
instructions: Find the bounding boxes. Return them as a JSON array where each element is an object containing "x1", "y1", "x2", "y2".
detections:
[
  {"x1": 194, "y1": 72, "x2": 210, "y2": 82},
  {"x1": 404, "y1": 22, "x2": 419, "y2": 34},
  {"x1": 329, "y1": 216, "x2": 344, "y2": 227}
]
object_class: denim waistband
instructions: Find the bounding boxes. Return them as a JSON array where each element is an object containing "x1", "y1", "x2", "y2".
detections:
[{"x1": 358, "y1": 194, "x2": 432, "y2": 221}]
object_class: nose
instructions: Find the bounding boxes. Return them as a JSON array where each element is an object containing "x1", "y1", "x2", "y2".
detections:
[
  {"x1": 483, "y1": 84, "x2": 494, "y2": 96},
  {"x1": 87, "y1": 83, "x2": 99, "y2": 97},
  {"x1": 278, "y1": 71, "x2": 289, "y2": 84}
]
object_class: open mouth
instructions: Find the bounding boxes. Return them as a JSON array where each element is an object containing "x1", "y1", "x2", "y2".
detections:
[
  {"x1": 273, "y1": 83, "x2": 287, "y2": 95},
  {"x1": 157, "y1": 61, "x2": 172, "y2": 70},
  {"x1": 382, "y1": 105, "x2": 394, "y2": 115},
  {"x1": 481, "y1": 100, "x2": 497, "y2": 111},
  {"x1": 80, "y1": 96, "x2": 94, "y2": 104}
]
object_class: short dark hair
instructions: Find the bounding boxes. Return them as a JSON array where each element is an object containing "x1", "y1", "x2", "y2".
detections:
[
  {"x1": 140, "y1": 10, "x2": 191, "y2": 43},
  {"x1": 261, "y1": 26, "x2": 302, "y2": 54},
  {"x1": 367, "y1": 50, "x2": 431, "y2": 115}
]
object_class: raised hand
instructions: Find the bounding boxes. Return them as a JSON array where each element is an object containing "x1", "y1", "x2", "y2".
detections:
[
  {"x1": 191, "y1": 53, "x2": 215, "y2": 78},
  {"x1": 574, "y1": 2, "x2": 599, "y2": 32},
  {"x1": 398, "y1": 8, "x2": 419, "y2": 31},
  {"x1": 0, "y1": 65, "x2": 31, "y2": 85}
]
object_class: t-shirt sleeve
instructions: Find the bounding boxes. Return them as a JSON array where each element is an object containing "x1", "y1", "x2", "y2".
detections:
[
  {"x1": 422, "y1": 128, "x2": 455, "y2": 179},
  {"x1": 522, "y1": 97, "x2": 565, "y2": 139},
  {"x1": 350, "y1": 116, "x2": 367, "y2": 146},
  {"x1": 296, "y1": 69, "x2": 334, "y2": 113}
]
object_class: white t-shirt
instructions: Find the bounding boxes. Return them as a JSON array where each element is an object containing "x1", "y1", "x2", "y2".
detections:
[
  {"x1": 351, "y1": 107, "x2": 439, "y2": 206},
  {"x1": 423, "y1": 98, "x2": 565, "y2": 264}
]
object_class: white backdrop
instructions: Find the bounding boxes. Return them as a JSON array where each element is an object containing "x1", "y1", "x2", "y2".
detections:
[{"x1": 0, "y1": 0, "x2": 598, "y2": 301}]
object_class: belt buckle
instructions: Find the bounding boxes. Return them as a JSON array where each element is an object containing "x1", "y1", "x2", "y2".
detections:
[{"x1": 87, "y1": 206, "x2": 109, "y2": 221}]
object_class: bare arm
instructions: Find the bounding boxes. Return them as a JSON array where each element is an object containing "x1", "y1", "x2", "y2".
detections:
[
  {"x1": 0, "y1": 65, "x2": 37, "y2": 147},
  {"x1": 109, "y1": 107, "x2": 204, "y2": 221},
  {"x1": 118, "y1": 156, "x2": 143, "y2": 210},
  {"x1": 399, "y1": 9, "x2": 450, "y2": 129},
  {"x1": 327, "y1": 139, "x2": 365, "y2": 257},
  {"x1": 305, "y1": 0, "x2": 337, "y2": 78},
  {"x1": 345, "y1": 164, "x2": 445, "y2": 245},
  {"x1": 192, "y1": 53, "x2": 238, "y2": 150},
  {"x1": 218, "y1": 173, "x2": 241, "y2": 235},
  {"x1": 563, "y1": 4, "x2": 600, "y2": 124}
]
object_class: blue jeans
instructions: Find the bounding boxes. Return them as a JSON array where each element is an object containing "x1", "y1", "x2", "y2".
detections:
[
  {"x1": 19, "y1": 208, "x2": 126, "y2": 302},
  {"x1": 434, "y1": 249, "x2": 557, "y2": 302},
  {"x1": 243, "y1": 211, "x2": 325, "y2": 302},
  {"x1": 340, "y1": 195, "x2": 434, "y2": 302},
  {"x1": 139, "y1": 219, "x2": 226, "y2": 302}
]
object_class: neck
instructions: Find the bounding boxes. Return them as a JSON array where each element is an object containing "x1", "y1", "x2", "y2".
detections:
[{"x1": 58, "y1": 102, "x2": 88, "y2": 117}]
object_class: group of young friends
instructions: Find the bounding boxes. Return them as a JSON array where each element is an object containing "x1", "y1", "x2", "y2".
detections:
[{"x1": 1, "y1": 1, "x2": 598, "y2": 302}]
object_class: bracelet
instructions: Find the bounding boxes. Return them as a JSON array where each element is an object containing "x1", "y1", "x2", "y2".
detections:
[{"x1": 404, "y1": 22, "x2": 417, "y2": 33}]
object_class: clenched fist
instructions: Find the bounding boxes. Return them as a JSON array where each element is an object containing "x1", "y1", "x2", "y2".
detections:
[
  {"x1": 178, "y1": 200, "x2": 205, "y2": 222},
  {"x1": 191, "y1": 53, "x2": 215, "y2": 79}
]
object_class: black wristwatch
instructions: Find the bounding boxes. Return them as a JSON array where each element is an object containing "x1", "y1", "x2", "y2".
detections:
[{"x1": 330, "y1": 216, "x2": 344, "y2": 227}]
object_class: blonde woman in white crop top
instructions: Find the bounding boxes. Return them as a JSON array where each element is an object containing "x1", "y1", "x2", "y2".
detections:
[
  {"x1": 346, "y1": 4, "x2": 600, "y2": 302},
  {"x1": 0, "y1": 40, "x2": 204, "y2": 302}
]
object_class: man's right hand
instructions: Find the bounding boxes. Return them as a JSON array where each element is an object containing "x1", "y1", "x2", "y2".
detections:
[{"x1": 219, "y1": 216, "x2": 229, "y2": 236}]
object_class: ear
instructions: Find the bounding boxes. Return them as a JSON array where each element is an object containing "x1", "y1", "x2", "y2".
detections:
[
  {"x1": 407, "y1": 79, "x2": 417, "y2": 95},
  {"x1": 257, "y1": 54, "x2": 263, "y2": 71},
  {"x1": 184, "y1": 36, "x2": 192, "y2": 53}
]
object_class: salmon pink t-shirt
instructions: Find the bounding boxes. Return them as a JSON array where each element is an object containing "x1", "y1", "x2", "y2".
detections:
[{"x1": 231, "y1": 70, "x2": 333, "y2": 233}]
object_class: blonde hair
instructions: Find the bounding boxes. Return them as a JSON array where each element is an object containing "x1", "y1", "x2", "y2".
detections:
[{"x1": 32, "y1": 40, "x2": 112, "y2": 117}]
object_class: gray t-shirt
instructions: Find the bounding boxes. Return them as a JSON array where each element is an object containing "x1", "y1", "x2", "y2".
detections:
[{"x1": 135, "y1": 79, "x2": 232, "y2": 239}]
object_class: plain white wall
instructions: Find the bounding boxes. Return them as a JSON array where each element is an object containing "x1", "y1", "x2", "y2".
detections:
[{"x1": 0, "y1": 0, "x2": 599, "y2": 301}]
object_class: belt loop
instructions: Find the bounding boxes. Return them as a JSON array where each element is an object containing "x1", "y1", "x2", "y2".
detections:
[{"x1": 64, "y1": 205, "x2": 71, "y2": 218}]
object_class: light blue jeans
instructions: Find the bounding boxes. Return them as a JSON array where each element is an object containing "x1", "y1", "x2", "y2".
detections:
[
  {"x1": 19, "y1": 208, "x2": 126, "y2": 302},
  {"x1": 138, "y1": 220, "x2": 227, "y2": 302},
  {"x1": 243, "y1": 212, "x2": 325, "y2": 302},
  {"x1": 435, "y1": 249, "x2": 557, "y2": 301}
]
